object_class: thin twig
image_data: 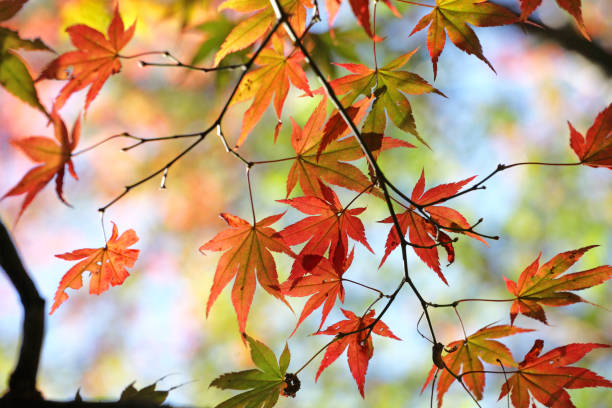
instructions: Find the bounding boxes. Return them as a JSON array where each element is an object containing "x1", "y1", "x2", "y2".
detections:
[{"x1": 98, "y1": 19, "x2": 283, "y2": 212}]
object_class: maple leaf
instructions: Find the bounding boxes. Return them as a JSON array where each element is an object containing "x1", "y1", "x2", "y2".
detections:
[
  {"x1": 51, "y1": 222, "x2": 139, "y2": 314},
  {"x1": 211, "y1": 335, "x2": 294, "y2": 407},
  {"x1": 498, "y1": 339, "x2": 612, "y2": 408},
  {"x1": 518, "y1": 0, "x2": 590, "y2": 40},
  {"x1": 200, "y1": 213, "x2": 293, "y2": 334},
  {"x1": 324, "y1": 0, "x2": 400, "y2": 38},
  {"x1": 422, "y1": 325, "x2": 532, "y2": 407},
  {"x1": 231, "y1": 36, "x2": 312, "y2": 146},
  {"x1": 568, "y1": 102, "x2": 612, "y2": 170},
  {"x1": 2, "y1": 113, "x2": 80, "y2": 222},
  {"x1": 315, "y1": 309, "x2": 400, "y2": 397},
  {"x1": 322, "y1": 49, "x2": 443, "y2": 149},
  {"x1": 503, "y1": 246, "x2": 612, "y2": 325},
  {"x1": 281, "y1": 249, "x2": 353, "y2": 335},
  {"x1": 279, "y1": 181, "x2": 373, "y2": 279},
  {"x1": 38, "y1": 6, "x2": 135, "y2": 112},
  {"x1": 214, "y1": 0, "x2": 312, "y2": 66},
  {"x1": 410, "y1": 0, "x2": 518, "y2": 78},
  {"x1": 0, "y1": 27, "x2": 52, "y2": 115},
  {"x1": 286, "y1": 96, "x2": 414, "y2": 198},
  {"x1": 380, "y1": 169, "x2": 482, "y2": 284}
]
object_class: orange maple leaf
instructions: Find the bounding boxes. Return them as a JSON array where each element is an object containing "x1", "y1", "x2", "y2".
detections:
[
  {"x1": 38, "y1": 6, "x2": 135, "y2": 112},
  {"x1": 200, "y1": 213, "x2": 294, "y2": 334},
  {"x1": 568, "y1": 102, "x2": 612, "y2": 169},
  {"x1": 2, "y1": 113, "x2": 80, "y2": 222},
  {"x1": 231, "y1": 36, "x2": 312, "y2": 146},
  {"x1": 51, "y1": 222, "x2": 139, "y2": 314}
]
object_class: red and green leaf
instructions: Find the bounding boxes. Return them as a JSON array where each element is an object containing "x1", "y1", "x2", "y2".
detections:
[
  {"x1": 422, "y1": 325, "x2": 532, "y2": 407},
  {"x1": 568, "y1": 102, "x2": 612, "y2": 170},
  {"x1": 322, "y1": 50, "x2": 443, "y2": 149},
  {"x1": 503, "y1": 246, "x2": 612, "y2": 324},
  {"x1": 231, "y1": 36, "x2": 312, "y2": 146},
  {"x1": 498, "y1": 340, "x2": 612, "y2": 408},
  {"x1": 51, "y1": 222, "x2": 139, "y2": 314},
  {"x1": 410, "y1": 0, "x2": 518, "y2": 78},
  {"x1": 286, "y1": 96, "x2": 414, "y2": 198}
]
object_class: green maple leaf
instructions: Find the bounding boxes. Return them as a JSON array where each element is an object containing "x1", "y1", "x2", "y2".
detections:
[{"x1": 211, "y1": 335, "x2": 295, "y2": 408}]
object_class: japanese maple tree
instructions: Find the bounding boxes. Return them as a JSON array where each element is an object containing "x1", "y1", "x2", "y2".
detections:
[{"x1": 0, "y1": 1, "x2": 611, "y2": 408}]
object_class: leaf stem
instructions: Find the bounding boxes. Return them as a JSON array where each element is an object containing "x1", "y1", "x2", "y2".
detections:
[
  {"x1": 71, "y1": 133, "x2": 138, "y2": 156},
  {"x1": 246, "y1": 166, "x2": 257, "y2": 224},
  {"x1": 396, "y1": 0, "x2": 435, "y2": 7},
  {"x1": 341, "y1": 278, "x2": 388, "y2": 297},
  {"x1": 293, "y1": 338, "x2": 337, "y2": 376}
]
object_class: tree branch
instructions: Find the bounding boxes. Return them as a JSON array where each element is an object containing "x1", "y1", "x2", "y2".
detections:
[{"x1": 0, "y1": 219, "x2": 45, "y2": 401}]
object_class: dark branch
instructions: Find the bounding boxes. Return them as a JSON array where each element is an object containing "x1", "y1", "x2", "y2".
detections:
[{"x1": 0, "y1": 218, "x2": 45, "y2": 401}]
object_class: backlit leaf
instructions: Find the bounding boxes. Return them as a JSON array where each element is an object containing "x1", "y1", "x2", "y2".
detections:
[
  {"x1": 498, "y1": 340, "x2": 612, "y2": 408},
  {"x1": 410, "y1": 0, "x2": 517, "y2": 78},
  {"x1": 2, "y1": 113, "x2": 80, "y2": 222},
  {"x1": 315, "y1": 309, "x2": 400, "y2": 397},
  {"x1": 568, "y1": 102, "x2": 612, "y2": 170},
  {"x1": 200, "y1": 213, "x2": 293, "y2": 333},
  {"x1": 503, "y1": 246, "x2": 612, "y2": 324},
  {"x1": 51, "y1": 222, "x2": 139, "y2": 314},
  {"x1": 38, "y1": 6, "x2": 135, "y2": 112}
]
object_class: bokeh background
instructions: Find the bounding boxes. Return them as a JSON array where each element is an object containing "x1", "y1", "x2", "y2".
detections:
[{"x1": 1, "y1": 0, "x2": 611, "y2": 407}]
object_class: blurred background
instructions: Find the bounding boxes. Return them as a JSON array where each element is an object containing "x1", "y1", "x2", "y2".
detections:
[{"x1": 1, "y1": 0, "x2": 611, "y2": 407}]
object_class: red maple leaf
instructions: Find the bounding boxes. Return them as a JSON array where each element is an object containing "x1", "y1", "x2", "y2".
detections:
[
  {"x1": 315, "y1": 308, "x2": 400, "y2": 397},
  {"x1": 51, "y1": 222, "x2": 139, "y2": 314},
  {"x1": 2, "y1": 113, "x2": 80, "y2": 222},
  {"x1": 568, "y1": 102, "x2": 612, "y2": 169},
  {"x1": 518, "y1": 0, "x2": 590, "y2": 40},
  {"x1": 503, "y1": 246, "x2": 612, "y2": 325},
  {"x1": 200, "y1": 213, "x2": 294, "y2": 333},
  {"x1": 380, "y1": 169, "x2": 482, "y2": 284},
  {"x1": 281, "y1": 249, "x2": 353, "y2": 335},
  {"x1": 231, "y1": 36, "x2": 312, "y2": 147},
  {"x1": 422, "y1": 325, "x2": 532, "y2": 407},
  {"x1": 286, "y1": 96, "x2": 414, "y2": 198},
  {"x1": 498, "y1": 340, "x2": 612, "y2": 408},
  {"x1": 279, "y1": 181, "x2": 373, "y2": 280},
  {"x1": 410, "y1": 0, "x2": 517, "y2": 78},
  {"x1": 38, "y1": 6, "x2": 135, "y2": 112}
]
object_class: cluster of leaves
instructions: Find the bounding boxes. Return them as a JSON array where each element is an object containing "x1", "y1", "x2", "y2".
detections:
[{"x1": 1, "y1": 0, "x2": 611, "y2": 407}]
